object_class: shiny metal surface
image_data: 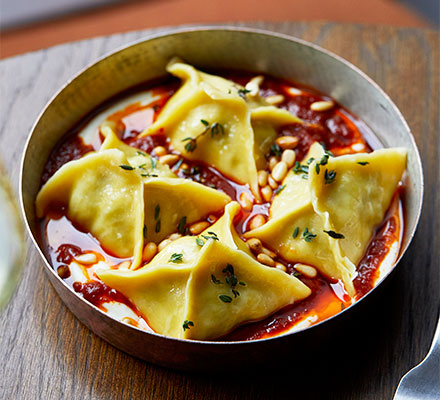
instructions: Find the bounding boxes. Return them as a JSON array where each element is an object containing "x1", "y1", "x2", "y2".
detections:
[
  {"x1": 20, "y1": 27, "x2": 424, "y2": 372},
  {"x1": 394, "y1": 312, "x2": 440, "y2": 399}
]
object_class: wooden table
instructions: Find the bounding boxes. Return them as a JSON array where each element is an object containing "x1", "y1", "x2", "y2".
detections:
[{"x1": 0, "y1": 22, "x2": 438, "y2": 399}]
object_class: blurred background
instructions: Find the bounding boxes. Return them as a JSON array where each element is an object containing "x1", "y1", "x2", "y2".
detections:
[{"x1": 0, "y1": 0, "x2": 438, "y2": 59}]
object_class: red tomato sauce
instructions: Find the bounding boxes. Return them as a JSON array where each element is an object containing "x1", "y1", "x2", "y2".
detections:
[{"x1": 39, "y1": 71, "x2": 404, "y2": 340}]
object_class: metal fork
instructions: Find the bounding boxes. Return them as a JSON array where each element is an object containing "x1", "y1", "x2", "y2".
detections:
[{"x1": 394, "y1": 312, "x2": 440, "y2": 399}]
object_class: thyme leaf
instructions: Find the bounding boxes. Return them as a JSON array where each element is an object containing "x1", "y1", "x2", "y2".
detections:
[
  {"x1": 292, "y1": 227, "x2": 300, "y2": 239},
  {"x1": 357, "y1": 161, "x2": 369, "y2": 166},
  {"x1": 302, "y1": 227, "x2": 317, "y2": 242},
  {"x1": 324, "y1": 230, "x2": 345, "y2": 239},
  {"x1": 178, "y1": 216, "x2": 187, "y2": 234},
  {"x1": 211, "y1": 274, "x2": 222, "y2": 284},
  {"x1": 219, "y1": 295, "x2": 232, "y2": 303},
  {"x1": 120, "y1": 165, "x2": 134, "y2": 171},
  {"x1": 324, "y1": 169, "x2": 337, "y2": 184},
  {"x1": 195, "y1": 237, "x2": 204, "y2": 247},
  {"x1": 182, "y1": 320, "x2": 194, "y2": 331},
  {"x1": 169, "y1": 253, "x2": 184, "y2": 263}
]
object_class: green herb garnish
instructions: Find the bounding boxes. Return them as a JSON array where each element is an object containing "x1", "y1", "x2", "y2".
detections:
[
  {"x1": 270, "y1": 143, "x2": 282, "y2": 158},
  {"x1": 154, "y1": 204, "x2": 160, "y2": 220},
  {"x1": 178, "y1": 216, "x2": 187, "y2": 234},
  {"x1": 211, "y1": 274, "x2": 222, "y2": 284},
  {"x1": 274, "y1": 184, "x2": 286, "y2": 196},
  {"x1": 302, "y1": 227, "x2": 317, "y2": 242},
  {"x1": 357, "y1": 161, "x2": 369, "y2": 166},
  {"x1": 182, "y1": 320, "x2": 194, "y2": 331},
  {"x1": 169, "y1": 253, "x2": 183, "y2": 263},
  {"x1": 181, "y1": 120, "x2": 226, "y2": 152},
  {"x1": 237, "y1": 88, "x2": 251, "y2": 100},
  {"x1": 292, "y1": 227, "x2": 300, "y2": 239},
  {"x1": 119, "y1": 165, "x2": 134, "y2": 171},
  {"x1": 219, "y1": 295, "x2": 233, "y2": 303},
  {"x1": 150, "y1": 155, "x2": 157, "y2": 169},
  {"x1": 324, "y1": 230, "x2": 345, "y2": 239},
  {"x1": 324, "y1": 169, "x2": 337, "y2": 184},
  {"x1": 195, "y1": 237, "x2": 204, "y2": 247},
  {"x1": 143, "y1": 225, "x2": 147, "y2": 238},
  {"x1": 155, "y1": 219, "x2": 161, "y2": 233}
]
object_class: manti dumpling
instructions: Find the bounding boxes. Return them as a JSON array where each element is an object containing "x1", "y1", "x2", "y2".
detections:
[
  {"x1": 245, "y1": 143, "x2": 407, "y2": 295},
  {"x1": 97, "y1": 203, "x2": 311, "y2": 340},
  {"x1": 36, "y1": 146, "x2": 231, "y2": 268},
  {"x1": 139, "y1": 61, "x2": 301, "y2": 198}
]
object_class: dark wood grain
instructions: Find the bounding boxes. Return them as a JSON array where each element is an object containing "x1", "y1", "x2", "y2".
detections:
[{"x1": 0, "y1": 22, "x2": 438, "y2": 400}]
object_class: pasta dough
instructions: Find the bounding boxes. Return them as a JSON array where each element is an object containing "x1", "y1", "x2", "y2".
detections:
[{"x1": 98, "y1": 203, "x2": 311, "y2": 340}]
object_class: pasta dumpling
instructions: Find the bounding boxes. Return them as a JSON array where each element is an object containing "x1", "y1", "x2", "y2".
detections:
[
  {"x1": 97, "y1": 203, "x2": 311, "y2": 340},
  {"x1": 246, "y1": 143, "x2": 407, "y2": 294},
  {"x1": 140, "y1": 61, "x2": 301, "y2": 197}
]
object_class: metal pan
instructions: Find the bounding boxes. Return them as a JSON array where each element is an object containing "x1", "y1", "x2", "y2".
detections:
[{"x1": 20, "y1": 27, "x2": 424, "y2": 372}]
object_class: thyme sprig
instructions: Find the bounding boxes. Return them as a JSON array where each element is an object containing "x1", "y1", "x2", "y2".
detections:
[
  {"x1": 169, "y1": 253, "x2": 184, "y2": 263},
  {"x1": 214, "y1": 264, "x2": 246, "y2": 303},
  {"x1": 302, "y1": 227, "x2": 317, "y2": 242},
  {"x1": 182, "y1": 119, "x2": 225, "y2": 152}
]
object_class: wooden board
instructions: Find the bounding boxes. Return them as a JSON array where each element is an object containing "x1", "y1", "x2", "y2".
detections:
[{"x1": 0, "y1": 22, "x2": 438, "y2": 399}]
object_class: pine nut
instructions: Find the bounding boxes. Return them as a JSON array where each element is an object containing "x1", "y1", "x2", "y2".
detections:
[
  {"x1": 180, "y1": 162, "x2": 189, "y2": 171},
  {"x1": 275, "y1": 262, "x2": 287, "y2": 272},
  {"x1": 118, "y1": 261, "x2": 131, "y2": 269},
  {"x1": 249, "y1": 214, "x2": 266, "y2": 230},
  {"x1": 207, "y1": 214, "x2": 217, "y2": 223},
  {"x1": 153, "y1": 146, "x2": 167, "y2": 156},
  {"x1": 247, "y1": 238, "x2": 262, "y2": 253},
  {"x1": 240, "y1": 192, "x2": 253, "y2": 211},
  {"x1": 265, "y1": 94, "x2": 285, "y2": 105},
  {"x1": 75, "y1": 253, "x2": 97, "y2": 265},
  {"x1": 268, "y1": 176, "x2": 278, "y2": 189},
  {"x1": 169, "y1": 233, "x2": 182, "y2": 241},
  {"x1": 261, "y1": 247, "x2": 277, "y2": 258},
  {"x1": 310, "y1": 100, "x2": 334, "y2": 112},
  {"x1": 159, "y1": 154, "x2": 180, "y2": 166},
  {"x1": 295, "y1": 263, "x2": 318, "y2": 278},
  {"x1": 269, "y1": 156, "x2": 278, "y2": 170},
  {"x1": 245, "y1": 75, "x2": 264, "y2": 96},
  {"x1": 276, "y1": 136, "x2": 299, "y2": 150},
  {"x1": 142, "y1": 242, "x2": 158, "y2": 263},
  {"x1": 272, "y1": 161, "x2": 288, "y2": 182},
  {"x1": 257, "y1": 253, "x2": 275, "y2": 267},
  {"x1": 158, "y1": 239, "x2": 172, "y2": 252},
  {"x1": 261, "y1": 185, "x2": 273, "y2": 202},
  {"x1": 286, "y1": 87, "x2": 302, "y2": 96},
  {"x1": 189, "y1": 221, "x2": 210, "y2": 235},
  {"x1": 281, "y1": 149, "x2": 296, "y2": 168},
  {"x1": 258, "y1": 170, "x2": 268, "y2": 187}
]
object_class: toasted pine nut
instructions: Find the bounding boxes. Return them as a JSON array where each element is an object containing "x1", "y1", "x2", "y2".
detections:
[
  {"x1": 207, "y1": 214, "x2": 217, "y2": 223},
  {"x1": 158, "y1": 239, "x2": 172, "y2": 252},
  {"x1": 265, "y1": 94, "x2": 285, "y2": 105},
  {"x1": 275, "y1": 262, "x2": 287, "y2": 272},
  {"x1": 180, "y1": 162, "x2": 189, "y2": 171},
  {"x1": 295, "y1": 263, "x2": 318, "y2": 278},
  {"x1": 247, "y1": 238, "x2": 262, "y2": 253},
  {"x1": 258, "y1": 170, "x2": 268, "y2": 187},
  {"x1": 240, "y1": 192, "x2": 253, "y2": 211},
  {"x1": 261, "y1": 185, "x2": 273, "y2": 202},
  {"x1": 142, "y1": 242, "x2": 158, "y2": 263},
  {"x1": 282, "y1": 149, "x2": 296, "y2": 168},
  {"x1": 153, "y1": 146, "x2": 167, "y2": 157},
  {"x1": 269, "y1": 156, "x2": 278, "y2": 171},
  {"x1": 261, "y1": 247, "x2": 277, "y2": 258},
  {"x1": 249, "y1": 214, "x2": 266, "y2": 230},
  {"x1": 268, "y1": 176, "x2": 278, "y2": 189},
  {"x1": 118, "y1": 261, "x2": 131, "y2": 269},
  {"x1": 276, "y1": 136, "x2": 299, "y2": 150},
  {"x1": 159, "y1": 154, "x2": 180, "y2": 166},
  {"x1": 257, "y1": 253, "x2": 275, "y2": 267},
  {"x1": 245, "y1": 75, "x2": 264, "y2": 96},
  {"x1": 272, "y1": 161, "x2": 288, "y2": 182},
  {"x1": 310, "y1": 100, "x2": 334, "y2": 112},
  {"x1": 169, "y1": 233, "x2": 182, "y2": 241},
  {"x1": 286, "y1": 87, "x2": 302, "y2": 96},
  {"x1": 189, "y1": 221, "x2": 210, "y2": 235},
  {"x1": 75, "y1": 253, "x2": 97, "y2": 265}
]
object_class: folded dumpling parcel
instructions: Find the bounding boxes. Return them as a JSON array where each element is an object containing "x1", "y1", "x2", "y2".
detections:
[
  {"x1": 140, "y1": 61, "x2": 301, "y2": 198},
  {"x1": 97, "y1": 203, "x2": 311, "y2": 340},
  {"x1": 36, "y1": 147, "x2": 230, "y2": 268},
  {"x1": 245, "y1": 143, "x2": 407, "y2": 295}
]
